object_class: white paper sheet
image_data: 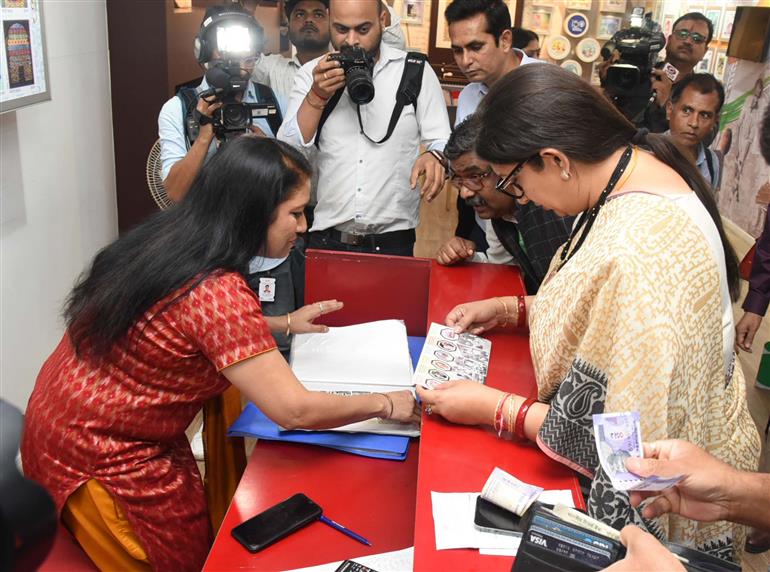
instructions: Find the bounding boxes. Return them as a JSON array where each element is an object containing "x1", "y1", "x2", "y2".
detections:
[
  {"x1": 284, "y1": 546, "x2": 414, "y2": 572},
  {"x1": 430, "y1": 489, "x2": 577, "y2": 554},
  {"x1": 291, "y1": 320, "x2": 413, "y2": 388}
]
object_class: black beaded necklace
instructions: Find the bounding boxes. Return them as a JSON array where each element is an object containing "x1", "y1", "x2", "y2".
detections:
[{"x1": 557, "y1": 145, "x2": 635, "y2": 271}]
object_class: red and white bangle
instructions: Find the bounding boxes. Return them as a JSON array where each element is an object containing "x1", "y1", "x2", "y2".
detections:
[
  {"x1": 494, "y1": 393, "x2": 511, "y2": 437},
  {"x1": 514, "y1": 397, "x2": 536, "y2": 440},
  {"x1": 516, "y1": 295, "x2": 527, "y2": 329}
]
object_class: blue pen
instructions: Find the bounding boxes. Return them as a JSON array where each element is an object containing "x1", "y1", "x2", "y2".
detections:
[{"x1": 319, "y1": 514, "x2": 371, "y2": 546}]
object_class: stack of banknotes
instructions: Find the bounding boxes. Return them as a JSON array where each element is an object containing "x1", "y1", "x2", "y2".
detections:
[{"x1": 592, "y1": 411, "x2": 682, "y2": 491}]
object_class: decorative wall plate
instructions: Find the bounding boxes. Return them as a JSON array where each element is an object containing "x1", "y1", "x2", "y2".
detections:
[
  {"x1": 546, "y1": 35, "x2": 571, "y2": 60},
  {"x1": 576, "y1": 37, "x2": 600, "y2": 62}
]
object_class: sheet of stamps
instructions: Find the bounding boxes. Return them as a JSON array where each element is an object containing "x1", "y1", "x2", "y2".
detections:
[{"x1": 413, "y1": 322, "x2": 491, "y2": 389}]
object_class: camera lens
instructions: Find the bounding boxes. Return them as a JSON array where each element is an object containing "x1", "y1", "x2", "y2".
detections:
[
  {"x1": 221, "y1": 103, "x2": 250, "y2": 130},
  {"x1": 346, "y1": 67, "x2": 375, "y2": 105}
]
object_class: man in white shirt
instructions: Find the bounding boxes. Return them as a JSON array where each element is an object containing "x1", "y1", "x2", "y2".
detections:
[
  {"x1": 443, "y1": 0, "x2": 542, "y2": 256},
  {"x1": 278, "y1": 0, "x2": 450, "y2": 256},
  {"x1": 253, "y1": 0, "x2": 406, "y2": 101},
  {"x1": 446, "y1": 0, "x2": 541, "y2": 127}
]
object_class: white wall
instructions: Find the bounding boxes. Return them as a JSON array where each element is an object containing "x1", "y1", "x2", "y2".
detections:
[{"x1": 1, "y1": 0, "x2": 117, "y2": 411}]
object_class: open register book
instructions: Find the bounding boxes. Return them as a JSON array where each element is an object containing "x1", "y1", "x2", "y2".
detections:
[{"x1": 289, "y1": 320, "x2": 419, "y2": 437}]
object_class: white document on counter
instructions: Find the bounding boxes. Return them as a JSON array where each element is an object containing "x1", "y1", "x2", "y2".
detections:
[
  {"x1": 283, "y1": 546, "x2": 414, "y2": 572},
  {"x1": 430, "y1": 489, "x2": 576, "y2": 555},
  {"x1": 291, "y1": 320, "x2": 413, "y2": 391},
  {"x1": 290, "y1": 320, "x2": 419, "y2": 437}
]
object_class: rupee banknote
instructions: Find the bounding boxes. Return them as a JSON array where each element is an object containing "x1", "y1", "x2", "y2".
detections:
[
  {"x1": 592, "y1": 412, "x2": 682, "y2": 491},
  {"x1": 481, "y1": 467, "x2": 544, "y2": 516}
]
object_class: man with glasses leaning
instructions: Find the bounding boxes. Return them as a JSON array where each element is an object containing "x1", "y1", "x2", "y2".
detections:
[
  {"x1": 642, "y1": 11, "x2": 714, "y2": 133},
  {"x1": 435, "y1": 117, "x2": 573, "y2": 294}
]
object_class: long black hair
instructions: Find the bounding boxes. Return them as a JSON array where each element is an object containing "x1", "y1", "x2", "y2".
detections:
[
  {"x1": 64, "y1": 137, "x2": 311, "y2": 355},
  {"x1": 475, "y1": 64, "x2": 739, "y2": 300}
]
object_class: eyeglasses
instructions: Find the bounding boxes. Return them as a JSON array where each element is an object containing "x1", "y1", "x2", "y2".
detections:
[
  {"x1": 495, "y1": 154, "x2": 538, "y2": 199},
  {"x1": 447, "y1": 166, "x2": 495, "y2": 191},
  {"x1": 672, "y1": 29, "x2": 708, "y2": 44}
]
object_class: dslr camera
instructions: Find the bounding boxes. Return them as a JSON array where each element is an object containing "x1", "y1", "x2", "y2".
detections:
[
  {"x1": 328, "y1": 45, "x2": 375, "y2": 105},
  {"x1": 201, "y1": 60, "x2": 278, "y2": 141},
  {"x1": 601, "y1": 8, "x2": 665, "y2": 121}
]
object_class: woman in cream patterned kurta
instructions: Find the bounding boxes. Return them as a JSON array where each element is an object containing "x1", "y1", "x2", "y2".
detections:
[{"x1": 416, "y1": 65, "x2": 759, "y2": 563}]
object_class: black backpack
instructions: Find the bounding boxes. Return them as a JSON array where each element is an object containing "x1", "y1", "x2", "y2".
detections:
[
  {"x1": 314, "y1": 51, "x2": 427, "y2": 148},
  {"x1": 176, "y1": 81, "x2": 283, "y2": 148}
]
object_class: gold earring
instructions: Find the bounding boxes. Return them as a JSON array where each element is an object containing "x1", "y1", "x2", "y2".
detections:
[{"x1": 561, "y1": 170, "x2": 570, "y2": 181}]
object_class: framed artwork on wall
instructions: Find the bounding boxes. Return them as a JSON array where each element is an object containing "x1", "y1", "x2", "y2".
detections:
[
  {"x1": 705, "y1": 8, "x2": 721, "y2": 35},
  {"x1": 599, "y1": 0, "x2": 626, "y2": 14},
  {"x1": 597, "y1": 14, "x2": 622, "y2": 40},
  {"x1": 713, "y1": 50, "x2": 727, "y2": 81},
  {"x1": 565, "y1": 0, "x2": 592, "y2": 9},
  {"x1": 720, "y1": 10, "x2": 735, "y2": 41},
  {"x1": 0, "y1": 0, "x2": 50, "y2": 113},
  {"x1": 696, "y1": 48, "x2": 715, "y2": 74},
  {"x1": 402, "y1": 0, "x2": 424, "y2": 26}
]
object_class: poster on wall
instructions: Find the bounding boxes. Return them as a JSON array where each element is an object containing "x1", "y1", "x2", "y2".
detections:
[
  {"x1": 0, "y1": 0, "x2": 49, "y2": 113},
  {"x1": 712, "y1": 61, "x2": 770, "y2": 238}
]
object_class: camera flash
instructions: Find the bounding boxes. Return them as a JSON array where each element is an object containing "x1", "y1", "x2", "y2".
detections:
[{"x1": 217, "y1": 25, "x2": 252, "y2": 55}]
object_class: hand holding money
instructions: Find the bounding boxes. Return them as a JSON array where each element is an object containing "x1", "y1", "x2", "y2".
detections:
[
  {"x1": 624, "y1": 439, "x2": 739, "y2": 523},
  {"x1": 592, "y1": 412, "x2": 682, "y2": 492}
]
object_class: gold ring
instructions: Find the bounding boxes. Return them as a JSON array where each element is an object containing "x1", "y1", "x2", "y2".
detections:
[
  {"x1": 323, "y1": 71, "x2": 328, "y2": 80},
  {"x1": 318, "y1": 302, "x2": 324, "y2": 312}
]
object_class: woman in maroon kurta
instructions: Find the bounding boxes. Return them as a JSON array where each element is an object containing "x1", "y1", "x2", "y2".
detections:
[{"x1": 21, "y1": 138, "x2": 419, "y2": 571}]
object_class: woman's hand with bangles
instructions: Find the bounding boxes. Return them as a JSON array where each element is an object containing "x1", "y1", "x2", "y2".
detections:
[
  {"x1": 445, "y1": 298, "x2": 506, "y2": 334},
  {"x1": 416, "y1": 381, "x2": 504, "y2": 426}
]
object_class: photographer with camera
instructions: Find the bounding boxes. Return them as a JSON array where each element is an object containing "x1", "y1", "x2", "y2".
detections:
[
  {"x1": 158, "y1": 4, "x2": 286, "y2": 203},
  {"x1": 158, "y1": 5, "x2": 339, "y2": 358},
  {"x1": 253, "y1": 0, "x2": 406, "y2": 101},
  {"x1": 600, "y1": 11, "x2": 712, "y2": 133},
  {"x1": 278, "y1": 0, "x2": 451, "y2": 256}
]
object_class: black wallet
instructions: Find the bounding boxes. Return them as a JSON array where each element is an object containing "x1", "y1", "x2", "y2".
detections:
[{"x1": 512, "y1": 503, "x2": 740, "y2": 572}]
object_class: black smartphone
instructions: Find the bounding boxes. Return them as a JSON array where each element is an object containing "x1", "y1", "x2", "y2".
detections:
[
  {"x1": 231, "y1": 493, "x2": 322, "y2": 552},
  {"x1": 473, "y1": 496, "x2": 524, "y2": 535}
]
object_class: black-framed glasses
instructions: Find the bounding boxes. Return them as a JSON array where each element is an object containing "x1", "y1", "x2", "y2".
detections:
[
  {"x1": 495, "y1": 154, "x2": 538, "y2": 199},
  {"x1": 447, "y1": 165, "x2": 495, "y2": 191},
  {"x1": 673, "y1": 29, "x2": 707, "y2": 44}
]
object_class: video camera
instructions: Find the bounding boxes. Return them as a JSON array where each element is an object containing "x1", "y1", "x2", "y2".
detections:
[
  {"x1": 329, "y1": 45, "x2": 375, "y2": 105},
  {"x1": 201, "y1": 60, "x2": 278, "y2": 141},
  {"x1": 193, "y1": 8, "x2": 277, "y2": 141},
  {"x1": 601, "y1": 8, "x2": 666, "y2": 121}
]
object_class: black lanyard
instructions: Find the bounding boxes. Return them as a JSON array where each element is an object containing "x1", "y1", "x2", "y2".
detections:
[{"x1": 557, "y1": 145, "x2": 634, "y2": 271}]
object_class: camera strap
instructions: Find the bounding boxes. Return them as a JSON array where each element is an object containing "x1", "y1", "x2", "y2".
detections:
[
  {"x1": 314, "y1": 51, "x2": 427, "y2": 148},
  {"x1": 253, "y1": 82, "x2": 284, "y2": 137}
]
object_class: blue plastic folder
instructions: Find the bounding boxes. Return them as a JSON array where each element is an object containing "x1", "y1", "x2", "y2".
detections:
[{"x1": 228, "y1": 403, "x2": 411, "y2": 461}]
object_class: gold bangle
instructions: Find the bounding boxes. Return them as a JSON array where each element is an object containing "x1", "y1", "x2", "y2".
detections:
[
  {"x1": 506, "y1": 394, "x2": 516, "y2": 433},
  {"x1": 494, "y1": 297, "x2": 509, "y2": 327},
  {"x1": 285, "y1": 312, "x2": 292, "y2": 336},
  {"x1": 305, "y1": 92, "x2": 325, "y2": 110}
]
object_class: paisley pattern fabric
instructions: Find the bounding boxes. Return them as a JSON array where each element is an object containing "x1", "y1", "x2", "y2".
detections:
[
  {"x1": 21, "y1": 271, "x2": 276, "y2": 571},
  {"x1": 529, "y1": 193, "x2": 759, "y2": 562}
]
